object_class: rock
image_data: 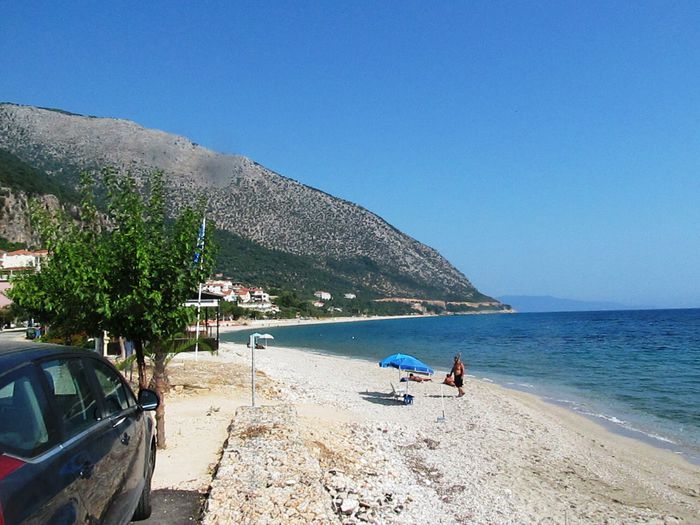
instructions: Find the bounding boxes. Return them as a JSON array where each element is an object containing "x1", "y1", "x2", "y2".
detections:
[{"x1": 341, "y1": 498, "x2": 359, "y2": 515}]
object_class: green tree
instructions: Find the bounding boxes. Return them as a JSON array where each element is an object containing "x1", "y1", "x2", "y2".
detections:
[{"x1": 10, "y1": 169, "x2": 215, "y2": 448}]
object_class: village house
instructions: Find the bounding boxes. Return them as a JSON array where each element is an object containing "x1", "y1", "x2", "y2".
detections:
[
  {"x1": 314, "y1": 290, "x2": 332, "y2": 301},
  {"x1": 250, "y1": 288, "x2": 270, "y2": 303},
  {"x1": 0, "y1": 282, "x2": 12, "y2": 308},
  {"x1": 221, "y1": 289, "x2": 237, "y2": 303},
  {"x1": 203, "y1": 279, "x2": 233, "y2": 295},
  {"x1": 233, "y1": 286, "x2": 251, "y2": 303},
  {"x1": 0, "y1": 249, "x2": 49, "y2": 280},
  {"x1": 344, "y1": 293, "x2": 357, "y2": 299}
]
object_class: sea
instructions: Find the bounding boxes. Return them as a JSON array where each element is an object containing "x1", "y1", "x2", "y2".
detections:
[{"x1": 222, "y1": 309, "x2": 700, "y2": 462}]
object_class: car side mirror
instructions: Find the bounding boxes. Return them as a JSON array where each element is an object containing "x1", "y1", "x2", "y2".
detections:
[{"x1": 137, "y1": 389, "x2": 159, "y2": 411}]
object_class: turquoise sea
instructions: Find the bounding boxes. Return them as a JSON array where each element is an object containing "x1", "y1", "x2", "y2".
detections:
[{"x1": 222, "y1": 309, "x2": 700, "y2": 462}]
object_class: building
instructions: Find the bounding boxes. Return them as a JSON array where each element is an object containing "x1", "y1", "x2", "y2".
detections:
[
  {"x1": 233, "y1": 286, "x2": 251, "y2": 303},
  {"x1": 250, "y1": 288, "x2": 270, "y2": 303},
  {"x1": 0, "y1": 249, "x2": 49, "y2": 280},
  {"x1": 0, "y1": 282, "x2": 12, "y2": 308},
  {"x1": 314, "y1": 291, "x2": 332, "y2": 301},
  {"x1": 203, "y1": 279, "x2": 233, "y2": 295},
  {"x1": 344, "y1": 293, "x2": 357, "y2": 300}
]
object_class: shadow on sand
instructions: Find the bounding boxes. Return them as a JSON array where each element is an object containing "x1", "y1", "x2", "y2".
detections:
[
  {"x1": 131, "y1": 489, "x2": 206, "y2": 525},
  {"x1": 358, "y1": 390, "x2": 407, "y2": 406}
]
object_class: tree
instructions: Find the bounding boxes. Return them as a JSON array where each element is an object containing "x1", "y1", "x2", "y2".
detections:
[{"x1": 10, "y1": 169, "x2": 215, "y2": 448}]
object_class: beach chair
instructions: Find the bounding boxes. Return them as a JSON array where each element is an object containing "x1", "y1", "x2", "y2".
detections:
[{"x1": 390, "y1": 382, "x2": 407, "y2": 400}]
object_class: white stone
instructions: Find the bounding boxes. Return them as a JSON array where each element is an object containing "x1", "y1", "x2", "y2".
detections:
[{"x1": 341, "y1": 498, "x2": 359, "y2": 514}]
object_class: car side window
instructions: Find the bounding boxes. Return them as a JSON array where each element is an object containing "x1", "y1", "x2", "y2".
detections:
[
  {"x1": 0, "y1": 367, "x2": 51, "y2": 457},
  {"x1": 41, "y1": 359, "x2": 98, "y2": 439},
  {"x1": 91, "y1": 360, "x2": 133, "y2": 416}
]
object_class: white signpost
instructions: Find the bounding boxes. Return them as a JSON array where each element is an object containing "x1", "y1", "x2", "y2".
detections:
[{"x1": 249, "y1": 333, "x2": 274, "y2": 407}]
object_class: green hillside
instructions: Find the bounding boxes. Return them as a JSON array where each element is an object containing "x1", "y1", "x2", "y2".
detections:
[
  {"x1": 214, "y1": 228, "x2": 371, "y2": 297},
  {"x1": 213, "y1": 228, "x2": 492, "y2": 303},
  {"x1": 0, "y1": 148, "x2": 79, "y2": 202}
]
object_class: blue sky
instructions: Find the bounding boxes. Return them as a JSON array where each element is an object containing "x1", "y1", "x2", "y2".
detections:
[{"x1": 2, "y1": 1, "x2": 699, "y2": 307}]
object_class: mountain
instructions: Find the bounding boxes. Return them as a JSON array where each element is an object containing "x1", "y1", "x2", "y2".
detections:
[
  {"x1": 0, "y1": 102, "x2": 506, "y2": 310},
  {"x1": 498, "y1": 295, "x2": 634, "y2": 313}
]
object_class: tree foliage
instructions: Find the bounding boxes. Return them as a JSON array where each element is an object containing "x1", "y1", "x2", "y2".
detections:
[{"x1": 10, "y1": 168, "x2": 215, "y2": 448}]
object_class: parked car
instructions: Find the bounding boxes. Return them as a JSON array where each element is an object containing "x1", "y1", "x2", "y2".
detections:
[{"x1": 0, "y1": 340, "x2": 159, "y2": 525}]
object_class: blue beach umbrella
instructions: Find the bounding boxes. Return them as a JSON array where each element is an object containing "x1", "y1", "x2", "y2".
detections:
[
  {"x1": 379, "y1": 353, "x2": 434, "y2": 375},
  {"x1": 379, "y1": 353, "x2": 434, "y2": 401}
]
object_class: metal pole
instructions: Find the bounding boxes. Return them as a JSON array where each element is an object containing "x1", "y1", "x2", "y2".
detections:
[
  {"x1": 193, "y1": 216, "x2": 206, "y2": 361},
  {"x1": 250, "y1": 334, "x2": 256, "y2": 407},
  {"x1": 194, "y1": 281, "x2": 203, "y2": 360}
]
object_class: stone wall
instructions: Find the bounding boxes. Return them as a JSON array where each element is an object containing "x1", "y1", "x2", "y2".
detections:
[{"x1": 203, "y1": 405, "x2": 340, "y2": 524}]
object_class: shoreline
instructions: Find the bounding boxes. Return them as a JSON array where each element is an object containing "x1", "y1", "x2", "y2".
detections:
[
  {"x1": 155, "y1": 339, "x2": 700, "y2": 523},
  {"x1": 217, "y1": 317, "x2": 700, "y2": 465},
  {"x1": 232, "y1": 336, "x2": 700, "y2": 469},
  {"x1": 216, "y1": 313, "x2": 436, "y2": 333},
  {"x1": 210, "y1": 341, "x2": 700, "y2": 522}
]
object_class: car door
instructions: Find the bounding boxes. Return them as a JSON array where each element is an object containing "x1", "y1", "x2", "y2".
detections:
[
  {"x1": 0, "y1": 363, "x2": 89, "y2": 525},
  {"x1": 86, "y1": 357, "x2": 147, "y2": 524},
  {"x1": 39, "y1": 357, "x2": 121, "y2": 524}
]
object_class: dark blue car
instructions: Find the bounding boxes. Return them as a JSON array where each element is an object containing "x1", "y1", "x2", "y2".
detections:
[{"x1": 0, "y1": 340, "x2": 159, "y2": 525}]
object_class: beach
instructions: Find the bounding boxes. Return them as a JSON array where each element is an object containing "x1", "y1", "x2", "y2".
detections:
[{"x1": 152, "y1": 326, "x2": 700, "y2": 525}]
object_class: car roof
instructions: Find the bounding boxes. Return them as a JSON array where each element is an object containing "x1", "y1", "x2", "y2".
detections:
[{"x1": 0, "y1": 339, "x2": 95, "y2": 372}]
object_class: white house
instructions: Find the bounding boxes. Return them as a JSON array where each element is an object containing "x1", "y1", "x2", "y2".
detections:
[
  {"x1": 1, "y1": 249, "x2": 48, "y2": 271},
  {"x1": 250, "y1": 288, "x2": 270, "y2": 303},
  {"x1": 314, "y1": 291, "x2": 332, "y2": 301},
  {"x1": 233, "y1": 287, "x2": 251, "y2": 303},
  {"x1": 343, "y1": 293, "x2": 357, "y2": 300},
  {"x1": 221, "y1": 290, "x2": 237, "y2": 302},
  {"x1": 203, "y1": 279, "x2": 233, "y2": 295},
  {"x1": 0, "y1": 249, "x2": 49, "y2": 280}
]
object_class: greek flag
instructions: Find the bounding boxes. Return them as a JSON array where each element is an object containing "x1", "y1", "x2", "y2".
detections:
[{"x1": 193, "y1": 216, "x2": 206, "y2": 264}]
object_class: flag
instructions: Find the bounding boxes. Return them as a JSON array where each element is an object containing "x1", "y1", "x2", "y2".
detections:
[{"x1": 193, "y1": 216, "x2": 206, "y2": 264}]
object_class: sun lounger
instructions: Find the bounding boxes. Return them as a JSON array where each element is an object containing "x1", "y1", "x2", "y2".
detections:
[{"x1": 390, "y1": 382, "x2": 407, "y2": 399}]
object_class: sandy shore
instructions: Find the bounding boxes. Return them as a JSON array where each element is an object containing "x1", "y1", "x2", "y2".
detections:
[
  {"x1": 155, "y1": 341, "x2": 700, "y2": 524},
  {"x1": 216, "y1": 314, "x2": 435, "y2": 333}
]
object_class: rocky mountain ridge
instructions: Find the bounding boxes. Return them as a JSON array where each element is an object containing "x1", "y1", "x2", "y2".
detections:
[{"x1": 0, "y1": 102, "x2": 503, "y2": 307}]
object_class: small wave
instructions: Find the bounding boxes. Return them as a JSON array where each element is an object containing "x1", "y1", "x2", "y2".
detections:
[
  {"x1": 552, "y1": 398, "x2": 580, "y2": 408},
  {"x1": 505, "y1": 381, "x2": 535, "y2": 389},
  {"x1": 637, "y1": 431, "x2": 677, "y2": 445},
  {"x1": 482, "y1": 377, "x2": 494, "y2": 383},
  {"x1": 577, "y1": 409, "x2": 679, "y2": 445},
  {"x1": 598, "y1": 414, "x2": 626, "y2": 425}
]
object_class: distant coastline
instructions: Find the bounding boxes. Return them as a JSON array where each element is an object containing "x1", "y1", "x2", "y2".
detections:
[
  {"x1": 217, "y1": 309, "x2": 515, "y2": 334},
  {"x1": 498, "y1": 294, "x2": 650, "y2": 313},
  {"x1": 218, "y1": 314, "x2": 434, "y2": 333}
]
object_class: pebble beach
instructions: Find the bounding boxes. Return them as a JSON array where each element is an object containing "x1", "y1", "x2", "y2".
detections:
[{"x1": 154, "y1": 322, "x2": 700, "y2": 524}]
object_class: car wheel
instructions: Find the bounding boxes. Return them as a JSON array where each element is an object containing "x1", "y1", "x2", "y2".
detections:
[{"x1": 132, "y1": 446, "x2": 155, "y2": 521}]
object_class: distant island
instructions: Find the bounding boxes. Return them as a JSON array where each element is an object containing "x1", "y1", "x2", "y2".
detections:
[{"x1": 498, "y1": 295, "x2": 645, "y2": 313}]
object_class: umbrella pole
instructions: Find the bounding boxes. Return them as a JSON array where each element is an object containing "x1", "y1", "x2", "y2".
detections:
[{"x1": 437, "y1": 383, "x2": 446, "y2": 422}]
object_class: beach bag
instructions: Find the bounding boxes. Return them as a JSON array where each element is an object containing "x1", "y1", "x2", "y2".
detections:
[{"x1": 403, "y1": 394, "x2": 414, "y2": 405}]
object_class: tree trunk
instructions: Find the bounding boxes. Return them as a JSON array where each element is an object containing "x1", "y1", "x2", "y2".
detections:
[
  {"x1": 134, "y1": 339, "x2": 148, "y2": 390},
  {"x1": 153, "y1": 346, "x2": 168, "y2": 449},
  {"x1": 118, "y1": 337, "x2": 126, "y2": 360}
]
